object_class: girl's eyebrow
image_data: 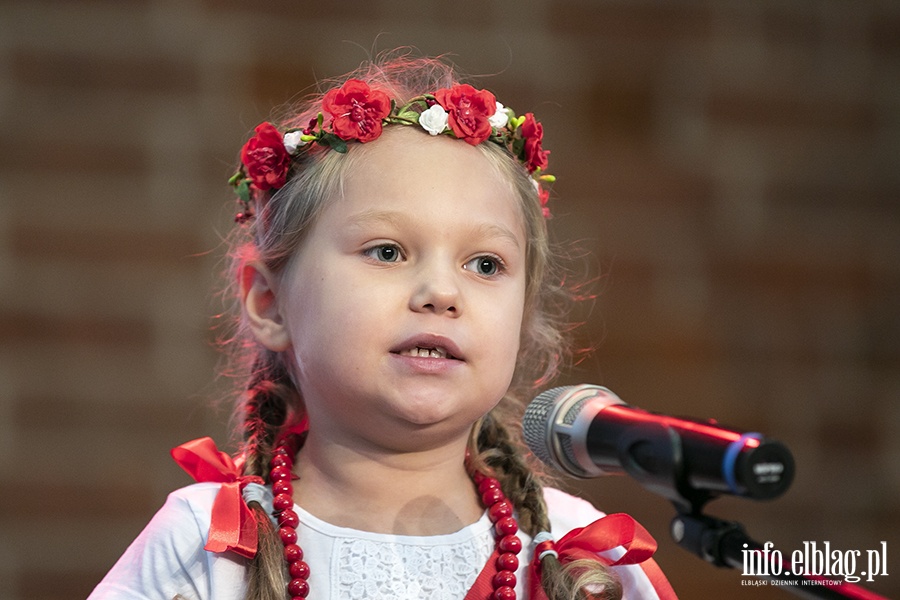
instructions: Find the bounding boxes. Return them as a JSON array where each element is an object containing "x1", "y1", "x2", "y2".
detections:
[
  {"x1": 347, "y1": 210, "x2": 521, "y2": 249},
  {"x1": 345, "y1": 209, "x2": 406, "y2": 229},
  {"x1": 470, "y1": 223, "x2": 522, "y2": 250}
]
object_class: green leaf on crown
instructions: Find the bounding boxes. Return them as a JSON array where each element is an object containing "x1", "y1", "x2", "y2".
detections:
[
  {"x1": 317, "y1": 133, "x2": 348, "y2": 153},
  {"x1": 235, "y1": 179, "x2": 251, "y2": 203},
  {"x1": 394, "y1": 110, "x2": 420, "y2": 123}
]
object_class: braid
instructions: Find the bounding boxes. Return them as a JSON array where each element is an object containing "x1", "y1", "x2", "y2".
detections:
[
  {"x1": 473, "y1": 401, "x2": 622, "y2": 600},
  {"x1": 238, "y1": 350, "x2": 303, "y2": 600},
  {"x1": 473, "y1": 402, "x2": 547, "y2": 536},
  {"x1": 245, "y1": 504, "x2": 286, "y2": 600},
  {"x1": 241, "y1": 352, "x2": 294, "y2": 477}
]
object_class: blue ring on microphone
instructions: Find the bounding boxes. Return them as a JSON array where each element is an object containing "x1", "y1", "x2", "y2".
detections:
[{"x1": 723, "y1": 433, "x2": 763, "y2": 495}]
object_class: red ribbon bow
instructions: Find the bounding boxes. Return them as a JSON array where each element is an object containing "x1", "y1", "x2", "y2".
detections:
[
  {"x1": 171, "y1": 437, "x2": 265, "y2": 559},
  {"x1": 528, "y1": 513, "x2": 678, "y2": 600}
]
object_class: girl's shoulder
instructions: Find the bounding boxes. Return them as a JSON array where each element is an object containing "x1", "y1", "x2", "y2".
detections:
[
  {"x1": 87, "y1": 483, "x2": 246, "y2": 600},
  {"x1": 125, "y1": 481, "x2": 222, "y2": 548},
  {"x1": 165, "y1": 481, "x2": 223, "y2": 519},
  {"x1": 136, "y1": 482, "x2": 222, "y2": 544}
]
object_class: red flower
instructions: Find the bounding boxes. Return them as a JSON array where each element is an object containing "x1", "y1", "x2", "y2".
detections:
[
  {"x1": 434, "y1": 84, "x2": 497, "y2": 145},
  {"x1": 520, "y1": 113, "x2": 549, "y2": 173},
  {"x1": 322, "y1": 79, "x2": 391, "y2": 143},
  {"x1": 241, "y1": 122, "x2": 291, "y2": 191}
]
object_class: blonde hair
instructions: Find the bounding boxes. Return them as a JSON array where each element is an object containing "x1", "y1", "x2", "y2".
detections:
[{"x1": 220, "y1": 52, "x2": 620, "y2": 600}]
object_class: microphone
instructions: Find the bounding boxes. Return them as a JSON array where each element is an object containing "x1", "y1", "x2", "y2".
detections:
[{"x1": 523, "y1": 385, "x2": 794, "y2": 504}]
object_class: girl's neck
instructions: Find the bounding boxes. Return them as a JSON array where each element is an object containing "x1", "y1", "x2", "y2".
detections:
[{"x1": 291, "y1": 430, "x2": 483, "y2": 536}]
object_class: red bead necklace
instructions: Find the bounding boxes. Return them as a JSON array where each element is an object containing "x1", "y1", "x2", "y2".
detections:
[{"x1": 267, "y1": 434, "x2": 522, "y2": 600}]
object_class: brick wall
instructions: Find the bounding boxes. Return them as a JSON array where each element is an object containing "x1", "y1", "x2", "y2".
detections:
[{"x1": 1, "y1": 1, "x2": 897, "y2": 598}]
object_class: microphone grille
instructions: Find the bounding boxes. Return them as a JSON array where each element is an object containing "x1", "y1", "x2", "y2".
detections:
[{"x1": 522, "y1": 386, "x2": 571, "y2": 467}]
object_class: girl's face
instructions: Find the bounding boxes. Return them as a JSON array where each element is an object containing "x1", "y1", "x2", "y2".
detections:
[{"x1": 273, "y1": 128, "x2": 527, "y2": 453}]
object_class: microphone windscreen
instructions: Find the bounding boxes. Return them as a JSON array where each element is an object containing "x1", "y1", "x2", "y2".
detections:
[
  {"x1": 522, "y1": 386, "x2": 568, "y2": 466},
  {"x1": 523, "y1": 385, "x2": 626, "y2": 477}
]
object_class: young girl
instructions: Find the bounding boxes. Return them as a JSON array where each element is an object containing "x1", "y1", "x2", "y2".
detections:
[{"x1": 89, "y1": 55, "x2": 677, "y2": 600}]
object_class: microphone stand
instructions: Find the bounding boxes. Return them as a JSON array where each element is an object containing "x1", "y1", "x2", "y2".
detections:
[{"x1": 615, "y1": 421, "x2": 889, "y2": 599}]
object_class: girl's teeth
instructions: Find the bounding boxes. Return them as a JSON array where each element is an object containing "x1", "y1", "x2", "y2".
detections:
[{"x1": 403, "y1": 346, "x2": 448, "y2": 358}]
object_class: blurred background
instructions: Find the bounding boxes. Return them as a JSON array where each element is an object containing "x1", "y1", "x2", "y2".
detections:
[{"x1": 1, "y1": 1, "x2": 898, "y2": 598}]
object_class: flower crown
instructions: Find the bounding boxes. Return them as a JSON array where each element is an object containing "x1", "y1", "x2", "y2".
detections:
[{"x1": 229, "y1": 79, "x2": 555, "y2": 223}]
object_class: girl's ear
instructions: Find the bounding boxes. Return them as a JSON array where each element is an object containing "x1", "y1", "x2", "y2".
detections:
[{"x1": 241, "y1": 261, "x2": 291, "y2": 351}]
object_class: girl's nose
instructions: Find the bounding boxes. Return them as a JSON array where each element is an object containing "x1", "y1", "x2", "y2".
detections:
[{"x1": 409, "y1": 262, "x2": 461, "y2": 316}]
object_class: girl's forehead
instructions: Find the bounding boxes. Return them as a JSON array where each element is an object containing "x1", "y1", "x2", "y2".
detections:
[
  {"x1": 333, "y1": 131, "x2": 525, "y2": 231},
  {"x1": 345, "y1": 129, "x2": 517, "y2": 196},
  {"x1": 351, "y1": 126, "x2": 487, "y2": 167}
]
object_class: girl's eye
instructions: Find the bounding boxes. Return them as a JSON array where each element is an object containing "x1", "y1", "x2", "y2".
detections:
[
  {"x1": 365, "y1": 244, "x2": 403, "y2": 263},
  {"x1": 464, "y1": 255, "x2": 503, "y2": 277}
]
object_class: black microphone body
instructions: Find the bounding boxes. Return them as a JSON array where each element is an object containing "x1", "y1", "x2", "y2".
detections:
[{"x1": 523, "y1": 385, "x2": 794, "y2": 507}]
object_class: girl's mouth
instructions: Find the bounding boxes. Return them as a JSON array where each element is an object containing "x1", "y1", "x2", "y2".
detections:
[
  {"x1": 396, "y1": 346, "x2": 458, "y2": 360},
  {"x1": 390, "y1": 334, "x2": 465, "y2": 362}
]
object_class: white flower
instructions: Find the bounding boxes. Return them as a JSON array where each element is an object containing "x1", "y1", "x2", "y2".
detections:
[
  {"x1": 418, "y1": 104, "x2": 449, "y2": 136},
  {"x1": 488, "y1": 101, "x2": 509, "y2": 128},
  {"x1": 282, "y1": 130, "x2": 307, "y2": 154}
]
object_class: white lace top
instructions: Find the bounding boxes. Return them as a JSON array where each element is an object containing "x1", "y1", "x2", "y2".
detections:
[
  {"x1": 299, "y1": 504, "x2": 496, "y2": 599},
  {"x1": 88, "y1": 483, "x2": 671, "y2": 599}
]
